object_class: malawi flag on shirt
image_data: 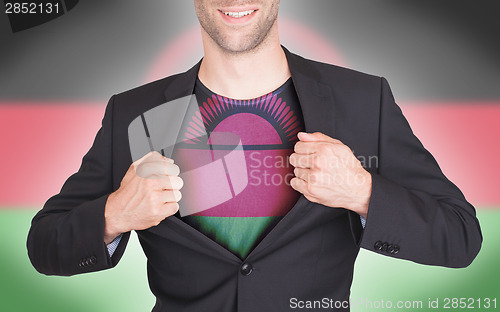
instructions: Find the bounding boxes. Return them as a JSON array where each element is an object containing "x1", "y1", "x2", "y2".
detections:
[{"x1": 172, "y1": 78, "x2": 305, "y2": 259}]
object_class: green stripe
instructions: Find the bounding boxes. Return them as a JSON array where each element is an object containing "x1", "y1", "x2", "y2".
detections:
[
  {"x1": 183, "y1": 216, "x2": 281, "y2": 259},
  {"x1": 1, "y1": 209, "x2": 499, "y2": 311}
]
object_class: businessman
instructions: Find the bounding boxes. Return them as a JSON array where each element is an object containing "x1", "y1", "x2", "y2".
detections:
[{"x1": 27, "y1": 1, "x2": 482, "y2": 311}]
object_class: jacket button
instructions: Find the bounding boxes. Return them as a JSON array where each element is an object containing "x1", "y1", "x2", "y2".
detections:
[
  {"x1": 374, "y1": 241, "x2": 383, "y2": 251},
  {"x1": 387, "y1": 244, "x2": 400, "y2": 254},
  {"x1": 381, "y1": 242, "x2": 388, "y2": 252},
  {"x1": 79, "y1": 259, "x2": 87, "y2": 268},
  {"x1": 387, "y1": 244, "x2": 395, "y2": 254},
  {"x1": 240, "y1": 263, "x2": 253, "y2": 276},
  {"x1": 89, "y1": 256, "x2": 97, "y2": 265},
  {"x1": 393, "y1": 245, "x2": 400, "y2": 254}
]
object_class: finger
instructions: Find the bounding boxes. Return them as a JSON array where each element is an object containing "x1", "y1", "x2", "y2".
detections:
[
  {"x1": 136, "y1": 162, "x2": 180, "y2": 178},
  {"x1": 125, "y1": 151, "x2": 160, "y2": 182},
  {"x1": 162, "y1": 202, "x2": 180, "y2": 216},
  {"x1": 289, "y1": 153, "x2": 316, "y2": 168},
  {"x1": 294, "y1": 141, "x2": 331, "y2": 155},
  {"x1": 141, "y1": 154, "x2": 175, "y2": 165},
  {"x1": 165, "y1": 162, "x2": 180, "y2": 176},
  {"x1": 298, "y1": 132, "x2": 342, "y2": 144},
  {"x1": 158, "y1": 190, "x2": 182, "y2": 203},
  {"x1": 290, "y1": 177, "x2": 314, "y2": 197},
  {"x1": 134, "y1": 151, "x2": 174, "y2": 167},
  {"x1": 295, "y1": 167, "x2": 325, "y2": 186},
  {"x1": 294, "y1": 141, "x2": 314, "y2": 154},
  {"x1": 164, "y1": 158, "x2": 174, "y2": 164},
  {"x1": 290, "y1": 178, "x2": 320, "y2": 203},
  {"x1": 133, "y1": 151, "x2": 162, "y2": 166},
  {"x1": 293, "y1": 167, "x2": 310, "y2": 181},
  {"x1": 135, "y1": 162, "x2": 170, "y2": 178},
  {"x1": 161, "y1": 176, "x2": 184, "y2": 190}
]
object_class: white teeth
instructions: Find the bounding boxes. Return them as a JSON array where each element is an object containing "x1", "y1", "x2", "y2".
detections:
[{"x1": 222, "y1": 10, "x2": 255, "y2": 18}]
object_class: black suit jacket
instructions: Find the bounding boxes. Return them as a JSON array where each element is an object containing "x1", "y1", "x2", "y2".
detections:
[{"x1": 27, "y1": 47, "x2": 482, "y2": 311}]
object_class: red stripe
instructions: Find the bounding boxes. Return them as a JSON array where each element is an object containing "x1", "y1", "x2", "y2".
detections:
[
  {"x1": 0, "y1": 102, "x2": 499, "y2": 207},
  {"x1": 401, "y1": 102, "x2": 500, "y2": 207},
  {"x1": 0, "y1": 102, "x2": 105, "y2": 206}
]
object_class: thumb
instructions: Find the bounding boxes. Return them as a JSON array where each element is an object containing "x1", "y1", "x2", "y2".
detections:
[
  {"x1": 297, "y1": 132, "x2": 340, "y2": 143},
  {"x1": 124, "y1": 151, "x2": 172, "y2": 180},
  {"x1": 134, "y1": 151, "x2": 162, "y2": 166}
]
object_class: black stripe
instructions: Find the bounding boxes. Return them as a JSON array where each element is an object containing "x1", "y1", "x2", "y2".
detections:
[{"x1": 140, "y1": 114, "x2": 151, "y2": 137}]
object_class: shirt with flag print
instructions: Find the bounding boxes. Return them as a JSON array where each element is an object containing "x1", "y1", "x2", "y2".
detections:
[{"x1": 172, "y1": 77, "x2": 305, "y2": 259}]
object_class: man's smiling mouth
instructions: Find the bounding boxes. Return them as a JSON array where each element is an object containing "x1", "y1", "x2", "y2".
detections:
[{"x1": 220, "y1": 10, "x2": 256, "y2": 18}]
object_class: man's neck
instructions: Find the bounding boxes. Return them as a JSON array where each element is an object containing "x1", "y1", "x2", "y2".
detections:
[{"x1": 198, "y1": 28, "x2": 291, "y2": 100}]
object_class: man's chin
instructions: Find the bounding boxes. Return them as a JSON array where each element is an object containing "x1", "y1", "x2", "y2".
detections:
[{"x1": 216, "y1": 37, "x2": 266, "y2": 55}]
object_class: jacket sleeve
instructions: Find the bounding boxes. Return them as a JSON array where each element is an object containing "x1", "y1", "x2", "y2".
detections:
[
  {"x1": 357, "y1": 77, "x2": 482, "y2": 268},
  {"x1": 27, "y1": 96, "x2": 130, "y2": 276}
]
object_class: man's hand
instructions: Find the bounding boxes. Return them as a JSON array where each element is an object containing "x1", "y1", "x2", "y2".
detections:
[
  {"x1": 289, "y1": 132, "x2": 371, "y2": 218},
  {"x1": 104, "y1": 151, "x2": 183, "y2": 244}
]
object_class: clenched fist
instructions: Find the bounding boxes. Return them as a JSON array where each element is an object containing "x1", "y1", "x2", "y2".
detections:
[
  {"x1": 289, "y1": 132, "x2": 371, "y2": 218},
  {"x1": 104, "y1": 151, "x2": 184, "y2": 244}
]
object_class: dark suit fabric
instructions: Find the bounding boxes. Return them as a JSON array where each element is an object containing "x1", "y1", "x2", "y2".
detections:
[{"x1": 27, "y1": 47, "x2": 482, "y2": 312}]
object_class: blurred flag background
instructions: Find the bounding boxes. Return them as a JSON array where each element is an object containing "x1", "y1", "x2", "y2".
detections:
[{"x1": 0, "y1": 1, "x2": 498, "y2": 311}]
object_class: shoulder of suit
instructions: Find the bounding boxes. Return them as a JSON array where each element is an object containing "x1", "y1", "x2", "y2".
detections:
[
  {"x1": 104, "y1": 72, "x2": 189, "y2": 124},
  {"x1": 292, "y1": 52, "x2": 382, "y2": 86},
  {"x1": 113, "y1": 73, "x2": 182, "y2": 102}
]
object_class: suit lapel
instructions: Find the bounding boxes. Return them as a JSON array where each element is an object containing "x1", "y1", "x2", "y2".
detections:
[
  {"x1": 284, "y1": 47, "x2": 336, "y2": 137},
  {"x1": 164, "y1": 61, "x2": 203, "y2": 158},
  {"x1": 163, "y1": 60, "x2": 201, "y2": 102}
]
